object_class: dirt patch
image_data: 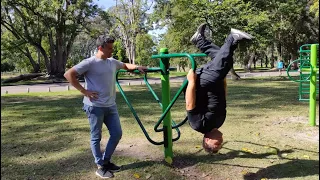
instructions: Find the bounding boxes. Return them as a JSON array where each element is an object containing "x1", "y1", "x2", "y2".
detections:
[
  {"x1": 295, "y1": 131, "x2": 319, "y2": 142},
  {"x1": 115, "y1": 140, "x2": 214, "y2": 179},
  {"x1": 114, "y1": 139, "x2": 163, "y2": 161},
  {"x1": 277, "y1": 116, "x2": 319, "y2": 124},
  {"x1": 175, "y1": 165, "x2": 212, "y2": 180},
  {"x1": 273, "y1": 116, "x2": 319, "y2": 143},
  {"x1": 172, "y1": 159, "x2": 213, "y2": 180}
]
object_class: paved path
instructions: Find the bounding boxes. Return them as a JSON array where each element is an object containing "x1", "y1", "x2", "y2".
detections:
[{"x1": 1, "y1": 71, "x2": 298, "y2": 95}]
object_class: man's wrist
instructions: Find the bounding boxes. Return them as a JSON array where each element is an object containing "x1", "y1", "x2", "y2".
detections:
[
  {"x1": 135, "y1": 66, "x2": 139, "y2": 70},
  {"x1": 80, "y1": 89, "x2": 86, "y2": 94}
]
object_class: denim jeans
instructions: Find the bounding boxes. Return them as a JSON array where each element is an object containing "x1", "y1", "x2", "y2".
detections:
[{"x1": 82, "y1": 104, "x2": 122, "y2": 166}]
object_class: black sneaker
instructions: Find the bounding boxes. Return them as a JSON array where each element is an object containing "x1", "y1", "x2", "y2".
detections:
[
  {"x1": 96, "y1": 167, "x2": 114, "y2": 179},
  {"x1": 104, "y1": 162, "x2": 121, "y2": 172},
  {"x1": 230, "y1": 28, "x2": 254, "y2": 43},
  {"x1": 190, "y1": 23, "x2": 207, "y2": 44}
]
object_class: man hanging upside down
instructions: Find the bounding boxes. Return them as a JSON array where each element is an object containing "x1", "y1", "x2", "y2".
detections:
[{"x1": 185, "y1": 23, "x2": 253, "y2": 153}]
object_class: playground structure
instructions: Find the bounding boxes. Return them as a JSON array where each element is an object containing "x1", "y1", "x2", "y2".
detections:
[
  {"x1": 116, "y1": 48, "x2": 207, "y2": 164},
  {"x1": 116, "y1": 44, "x2": 318, "y2": 163},
  {"x1": 287, "y1": 43, "x2": 319, "y2": 126}
]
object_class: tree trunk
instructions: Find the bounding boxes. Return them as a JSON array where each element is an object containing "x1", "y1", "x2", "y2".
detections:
[
  {"x1": 247, "y1": 51, "x2": 256, "y2": 72},
  {"x1": 290, "y1": 52, "x2": 298, "y2": 70},
  {"x1": 131, "y1": 40, "x2": 136, "y2": 65},
  {"x1": 229, "y1": 67, "x2": 241, "y2": 80},
  {"x1": 265, "y1": 55, "x2": 268, "y2": 68},
  {"x1": 270, "y1": 44, "x2": 275, "y2": 68},
  {"x1": 16, "y1": 45, "x2": 40, "y2": 73},
  {"x1": 277, "y1": 42, "x2": 282, "y2": 61},
  {"x1": 48, "y1": 31, "x2": 56, "y2": 74},
  {"x1": 24, "y1": 48, "x2": 40, "y2": 73},
  {"x1": 125, "y1": 43, "x2": 132, "y2": 64},
  {"x1": 55, "y1": 32, "x2": 67, "y2": 78},
  {"x1": 38, "y1": 46, "x2": 51, "y2": 74},
  {"x1": 2, "y1": 73, "x2": 45, "y2": 83}
]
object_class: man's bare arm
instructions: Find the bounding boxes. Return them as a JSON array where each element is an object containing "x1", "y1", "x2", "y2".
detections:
[
  {"x1": 185, "y1": 69, "x2": 197, "y2": 110},
  {"x1": 123, "y1": 63, "x2": 147, "y2": 73},
  {"x1": 64, "y1": 68, "x2": 98, "y2": 99}
]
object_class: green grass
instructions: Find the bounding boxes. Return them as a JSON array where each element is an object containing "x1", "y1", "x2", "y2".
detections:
[
  {"x1": 1, "y1": 77, "x2": 319, "y2": 179},
  {"x1": 233, "y1": 66, "x2": 275, "y2": 73}
]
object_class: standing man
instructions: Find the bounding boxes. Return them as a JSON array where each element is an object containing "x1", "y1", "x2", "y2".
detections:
[
  {"x1": 185, "y1": 23, "x2": 253, "y2": 153},
  {"x1": 64, "y1": 35, "x2": 147, "y2": 178}
]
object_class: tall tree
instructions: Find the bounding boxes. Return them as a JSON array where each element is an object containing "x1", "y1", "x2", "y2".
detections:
[
  {"x1": 135, "y1": 33, "x2": 156, "y2": 66},
  {"x1": 270, "y1": 0, "x2": 318, "y2": 68},
  {"x1": 1, "y1": 29, "x2": 41, "y2": 73},
  {"x1": 1, "y1": 0, "x2": 101, "y2": 78},
  {"x1": 152, "y1": 0, "x2": 318, "y2": 71},
  {"x1": 108, "y1": 0, "x2": 153, "y2": 65},
  {"x1": 153, "y1": 0, "x2": 272, "y2": 73},
  {"x1": 310, "y1": 0, "x2": 319, "y2": 17},
  {"x1": 68, "y1": 14, "x2": 114, "y2": 68}
]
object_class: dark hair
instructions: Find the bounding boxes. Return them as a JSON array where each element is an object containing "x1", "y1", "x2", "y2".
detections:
[
  {"x1": 96, "y1": 35, "x2": 115, "y2": 48},
  {"x1": 202, "y1": 138, "x2": 219, "y2": 154}
]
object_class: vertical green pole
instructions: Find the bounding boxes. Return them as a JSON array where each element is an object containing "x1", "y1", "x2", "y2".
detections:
[
  {"x1": 159, "y1": 48, "x2": 173, "y2": 164},
  {"x1": 309, "y1": 44, "x2": 317, "y2": 126}
]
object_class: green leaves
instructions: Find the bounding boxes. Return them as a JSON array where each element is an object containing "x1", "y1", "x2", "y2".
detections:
[
  {"x1": 135, "y1": 33, "x2": 156, "y2": 66},
  {"x1": 152, "y1": 0, "x2": 318, "y2": 68},
  {"x1": 1, "y1": 0, "x2": 103, "y2": 76},
  {"x1": 310, "y1": 0, "x2": 319, "y2": 17}
]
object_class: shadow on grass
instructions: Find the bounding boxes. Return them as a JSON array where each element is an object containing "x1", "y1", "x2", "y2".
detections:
[
  {"x1": 121, "y1": 160, "x2": 161, "y2": 171},
  {"x1": 242, "y1": 159, "x2": 319, "y2": 180},
  {"x1": 171, "y1": 140, "x2": 319, "y2": 179},
  {"x1": 1, "y1": 149, "x2": 96, "y2": 179},
  {"x1": 241, "y1": 76, "x2": 291, "y2": 81}
]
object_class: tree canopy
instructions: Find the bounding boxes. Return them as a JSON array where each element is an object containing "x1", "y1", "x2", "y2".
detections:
[{"x1": 1, "y1": 0, "x2": 319, "y2": 76}]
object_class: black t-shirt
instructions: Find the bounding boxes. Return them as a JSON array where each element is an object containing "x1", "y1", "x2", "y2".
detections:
[{"x1": 187, "y1": 74, "x2": 227, "y2": 134}]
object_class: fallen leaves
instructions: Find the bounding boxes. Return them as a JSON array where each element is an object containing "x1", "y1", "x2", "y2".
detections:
[
  {"x1": 241, "y1": 170, "x2": 248, "y2": 175},
  {"x1": 303, "y1": 155, "x2": 310, "y2": 159},
  {"x1": 241, "y1": 147, "x2": 254, "y2": 153},
  {"x1": 133, "y1": 173, "x2": 140, "y2": 179}
]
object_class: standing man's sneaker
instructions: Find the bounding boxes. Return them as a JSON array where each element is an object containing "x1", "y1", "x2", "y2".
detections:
[
  {"x1": 96, "y1": 166, "x2": 114, "y2": 179},
  {"x1": 190, "y1": 23, "x2": 207, "y2": 44},
  {"x1": 104, "y1": 162, "x2": 122, "y2": 172},
  {"x1": 230, "y1": 28, "x2": 254, "y2": 43}
]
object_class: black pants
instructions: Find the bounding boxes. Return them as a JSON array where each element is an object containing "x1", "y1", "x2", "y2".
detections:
[
  {"x1": 195, "y1": 34, "x2": 237, "y2": 89},
  {"x1": 186, "y1": 35, "x2": 236, "y2": 133}
]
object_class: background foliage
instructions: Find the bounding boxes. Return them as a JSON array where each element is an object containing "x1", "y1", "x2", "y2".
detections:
[{"x1": 1, "y1": 0, "x2": 319, "y2": 75}]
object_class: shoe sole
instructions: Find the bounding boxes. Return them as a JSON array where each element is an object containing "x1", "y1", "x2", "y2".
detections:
[
  {"x1": 190, "y1": 23, "x2": 207, "y2": 42},
  {"x1": 231, "y1": 28, "x2": 254, "y2": 39},
  {"x1": 190, "y1": 32, "x2": 200, "y2": 42},
  {"x1": 109, "y1": 169, "x2": 121, "y2": 173},
  {"x1": 197, "y1": 23, "x2": 207, "y2": 32},
  {"x1": 95, "y1": 171, "x2": 114, "y2": 179}
]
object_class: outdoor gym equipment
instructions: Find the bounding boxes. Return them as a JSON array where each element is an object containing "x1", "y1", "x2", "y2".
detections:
[
  {"x1": 287, "y1": 44, "x2": 319, "y2": 126},
  {"x1": 116, "y1": 48, "x2": 207, "y2": 164}
]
